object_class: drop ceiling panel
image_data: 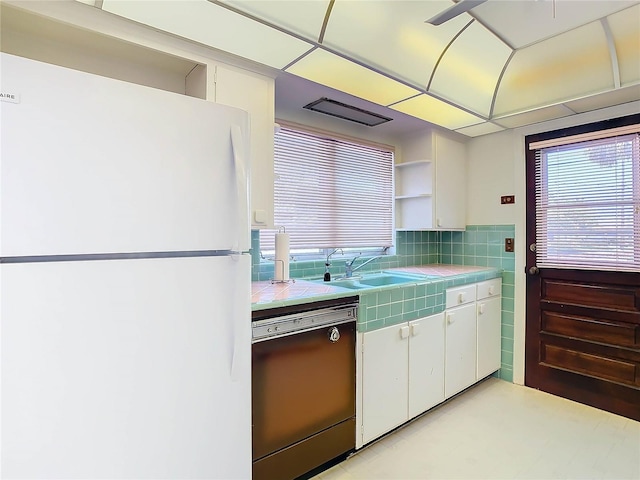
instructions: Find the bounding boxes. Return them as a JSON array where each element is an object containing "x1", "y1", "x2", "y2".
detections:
[
  {"x1": 322, "y1": 0, "x2": 470, "y2": 88},
  {"x1": 564, "y1": 84, "x2": 640, "y2": 113},
  {"x1": 455, "y1": 122, "x2": 505, "y2": 137},
  {"x1": 472, "y1": 0, "x2": 638, "y2": 48},
  {"x1": 390, "y1": 94, "x2": 483, "y2": 130},
  {"x1": 493, "y1": 22, "x2": 614, "y2": 117},
  {"x1": 493, "y1": 104, "x2": 574, "y2": 129},
  {"x1": 607, "y1": 4, "x2": 640, "y2": 85},
  {"x1": 286, "y1": 48, "x2": 419, "y2": 106},
  {"x1": 101, "y1": 0, "x2": 313, "y2": 69},
  {"x1": 219, "y1": 0, "x2": 330, "y2": 42},
  {"x1": 430, "y1": 21, "x2": 512, "y2": 116}
]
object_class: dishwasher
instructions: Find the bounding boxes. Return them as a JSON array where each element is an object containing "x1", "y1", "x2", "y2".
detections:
[{"x1": 251, "y1": 296, "x2": 358, "y2": 480}]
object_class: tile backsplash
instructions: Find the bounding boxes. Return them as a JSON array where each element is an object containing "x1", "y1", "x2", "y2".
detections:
[
  {"x1": 251, "y1": 225, "x2": 516, "y2": 382},
  {"x1": 440, "y1": 225, "x2": 516, "y2": 383}
]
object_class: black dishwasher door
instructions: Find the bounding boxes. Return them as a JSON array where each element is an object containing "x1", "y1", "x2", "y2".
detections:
[{"x1": 252, "y1": 319, "x2": 356, "y2": 478}]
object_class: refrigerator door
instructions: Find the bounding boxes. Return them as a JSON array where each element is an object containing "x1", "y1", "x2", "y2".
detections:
[
  {"x1": 0, "y1": 53, "x2": 250, "y2": 257},
  {"x1": 1, "y1": 254, "x2": 251, "y2": 479}
]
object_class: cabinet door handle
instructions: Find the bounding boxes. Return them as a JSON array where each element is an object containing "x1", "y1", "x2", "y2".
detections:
[
  {"x1": 478, "y1": 303, "x2": 485, "y2": 315},
  {"x1": 458, "y1": 292, "x2": 465, "y2": 304},
  {"x1": 447, "y1": 314, "x2": 454, "y2": 325},
  {"x1": 488, "y1": 286, "x2": 494, "y2": 296},
  {"x1": 400, "y1": 325, "x2": 410, "y2": 339},
  {"x1": 411, "y1": 323, "x2": 420, "y2": 336}
]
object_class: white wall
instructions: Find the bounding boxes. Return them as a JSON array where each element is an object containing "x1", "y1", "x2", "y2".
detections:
[{"x1": 467, "y1": 101, "x2": 640, "y2": 385}]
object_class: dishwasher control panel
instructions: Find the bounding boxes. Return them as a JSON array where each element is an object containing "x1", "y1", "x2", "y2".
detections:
[{"x1": 251, "y1": 303, "x2": 358, "y2": 342}]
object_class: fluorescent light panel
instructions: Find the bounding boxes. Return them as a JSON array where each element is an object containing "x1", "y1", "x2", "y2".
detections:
[
  {"x1": 322, "y1": 1, "x2": 469, "y2": 88},
  {"x1": 304, "y1": 98, "x2": 392, "y2": 127},
  {"x1": 101, "y1": 0, "x2": 313, "y2": 69},
  {"x1": 286, "y1": 49, "x2": 419, "y2": 106},
  {"x1": 429, "y1": 22, "x2": 512, "y2": 116},
  {"x1": 493, "y1": 22, "x2": 613, "y2": 117},
  {"x1": 390, "y1": 94, "x2": 483, "y2": 130}
]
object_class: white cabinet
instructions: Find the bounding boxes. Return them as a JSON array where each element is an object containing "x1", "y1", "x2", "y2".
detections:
[
  {"x1": 361, "y1": 323, "x2": 408, "y2": 444},
  {"x1": 395, "y1": 132, "x2": 466, "y2": 231},
  {"x1": 476, "y1": 278, "x2": 502, "y2": 379},
  {"x1": 408, "y1": 316, "x2": 445, "y2": 419},
  {"x1": 213, "y1": 64, "x2": 275, "y2": 229},
  {"x1": 444, "y1": 284, "x2": 477, "y2": 398},
  {"x1": 361, "y1": 313, "x2": 444, "y2": 445},
  {"x1": 359, "y1": 278, "x2": 501, "y2": 446},
  {"x1": 444, "y1": 279, "x2": 502, "y2": 398}
]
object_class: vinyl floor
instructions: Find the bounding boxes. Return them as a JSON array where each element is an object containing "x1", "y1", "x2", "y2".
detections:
[{"x1": 313, "y1": 377, "x2": 640, "y2": 480}]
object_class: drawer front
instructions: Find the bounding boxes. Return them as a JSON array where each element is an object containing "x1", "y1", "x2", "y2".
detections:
[
  {"x1": 446, "y1": 284, "x2": 476, "y2": 308},
  {"x1": 477, "y1": 278, "x2": 502, "y2": 300}
]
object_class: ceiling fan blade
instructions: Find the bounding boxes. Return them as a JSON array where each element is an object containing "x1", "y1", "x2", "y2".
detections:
[{"x1": 425, "y1": 0, "x2": 488, "y2": 26}]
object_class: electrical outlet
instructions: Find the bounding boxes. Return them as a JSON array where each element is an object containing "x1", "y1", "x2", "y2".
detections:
[
  {"x1": 501, "y1": 195, "x2": 515, "y2": 204},
  {"x1": 505, "y1": 238, "x2": 514, "y2": 252}
]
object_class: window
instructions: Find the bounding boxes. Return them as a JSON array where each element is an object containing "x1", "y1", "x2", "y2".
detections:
[
  {"x1": 260, "y1": 125, "x2": 394, "y2": 256},
  {"x1": 533, "y1": 129, "x2": 640, "y2": 272}
]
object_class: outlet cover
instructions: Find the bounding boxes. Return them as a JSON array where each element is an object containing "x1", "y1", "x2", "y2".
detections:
[
  {"x1": 501, "y1": 195, "x2": 515, "y2": 204},
  {"x1": 505, "y1": 238, "x2": 514, "y2": 252}
]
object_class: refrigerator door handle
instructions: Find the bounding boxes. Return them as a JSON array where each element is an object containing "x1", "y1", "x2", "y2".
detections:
[{"x1": 230, "y1": 125, "x2": 249, "y2": 253}]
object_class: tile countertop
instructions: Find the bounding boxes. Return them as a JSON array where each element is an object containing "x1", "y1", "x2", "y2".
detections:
[
  {"x1": 251, "y1": 279, "x2": 357, "y2": 311},
  {"x1": 251, "y1": 264, "x2": 501, "y2": 311}
]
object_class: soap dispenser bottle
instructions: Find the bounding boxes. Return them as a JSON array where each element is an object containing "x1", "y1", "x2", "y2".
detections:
[{"x1": 323, "y1": 263, "x2": 331, "y2": 282}]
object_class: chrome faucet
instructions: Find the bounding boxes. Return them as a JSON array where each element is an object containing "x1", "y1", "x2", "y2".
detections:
[{"x1": 344, "y1": 254, "x2": 380, "y2": 278}]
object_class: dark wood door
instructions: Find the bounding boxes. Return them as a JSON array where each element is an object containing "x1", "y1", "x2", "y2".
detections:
[{"x1": 525, "y1": 116, "x2": 640, "y2": 421}]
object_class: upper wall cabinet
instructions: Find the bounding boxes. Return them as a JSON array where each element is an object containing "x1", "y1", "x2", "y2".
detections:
[
  {"x1": 395, "y1": 132, "x2": 467, "y2": 231},
  {"x1": 213, "y1": 64, "x2": 275, "y2": 229}
]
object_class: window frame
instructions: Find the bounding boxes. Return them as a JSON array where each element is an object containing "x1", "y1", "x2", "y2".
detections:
[{"x1": 530, "y1": 124, "x2": 640, "y2": 273}]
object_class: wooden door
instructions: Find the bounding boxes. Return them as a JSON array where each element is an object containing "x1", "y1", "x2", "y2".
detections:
[{"x1": 525, "y1": 115, "x2": 640, "y2": 421}]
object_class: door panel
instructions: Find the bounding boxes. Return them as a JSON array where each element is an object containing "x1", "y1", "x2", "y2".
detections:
[
  {"x1": 525, "y1": 115, "x2": 640, "y2": 421},
  {"x1": 252, "y1": 322, "x2": 356, "y2": 461},
  {"x1": 361, "y1": 324, "x2": 408, "y2": 444},
  {"x1": 445, "y1": 303, "x2": 477, "y2": 399},
  {"x1": 1, "y1": 53, "x2": 249, "y2": 256},
  {"x1": 1, "y1": 256, "x2": 251, "y2": 479}
]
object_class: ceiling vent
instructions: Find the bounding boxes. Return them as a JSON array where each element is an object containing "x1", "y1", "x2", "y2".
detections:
[{"x1": 303, "y1": 98, "x2": 392, "y2": 127}]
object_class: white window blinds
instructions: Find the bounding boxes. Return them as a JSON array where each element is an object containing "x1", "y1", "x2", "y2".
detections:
[
  {"x1": 534, "y1": 132, "x2": 640, "y2": 272},
  {"x1": 260, "y1": 126, "x2": 394, "y2": 251}
]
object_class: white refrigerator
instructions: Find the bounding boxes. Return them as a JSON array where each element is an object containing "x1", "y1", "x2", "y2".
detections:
[{"x1": 1, "y1": 53, "x2": 252, "y2": 479}]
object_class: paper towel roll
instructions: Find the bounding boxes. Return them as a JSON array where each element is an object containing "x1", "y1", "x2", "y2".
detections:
[{"x1": 274, "y1": 232, "x2": 290, "y2": 281}]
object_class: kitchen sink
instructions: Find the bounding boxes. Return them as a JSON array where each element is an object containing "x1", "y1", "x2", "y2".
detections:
[
  {"x1": 311, "y1": 272, "x2": 427, "y2": 290},
  {"x1": 356, "y1": 273, "x2": 423, "y2": 287},
  {"x1": 315, "y1": 278, "x2": 370, "y2": 290}
]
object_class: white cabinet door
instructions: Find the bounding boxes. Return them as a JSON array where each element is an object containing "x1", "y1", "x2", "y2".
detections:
[
  {"x1": 408, "y1": 313, "x2": 445, "y2": 418},
  {"x1": 214, "y1": 64, "x2": 275, "y2": 228},
  {"x1": 434, "y1": 135, "x2": 467, "y2": 230},
  {"x1": 445, "y1": 303, "x2": 477, "y2": 398},
  {"x1": 477, "y1": 295, "x2": 502, "y2": 379},
  {"x1": 395, "y1": 132, "x2": 466, "y2": 231},
  {"x1": 361, "y1": 324, "x2": 409, "y2": 444}
]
